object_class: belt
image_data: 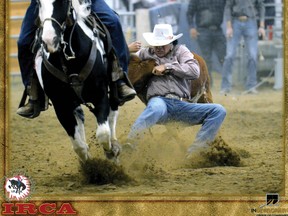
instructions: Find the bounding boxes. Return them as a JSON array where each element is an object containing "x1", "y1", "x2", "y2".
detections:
[
  {"x1": 207, "y1": 25, "x2": 220, "y2": 30},
  {"x1": 164, "y1": 93, "x2": 189, "y2": 102},
  {"x1": 198, "y1": 26, "x2": 220, "y2": 30},
  {"x1": 237, "y1": 16, "x2": 248, "y2": 22}
]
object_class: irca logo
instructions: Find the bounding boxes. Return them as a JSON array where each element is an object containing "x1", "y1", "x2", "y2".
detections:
[
  {"x1": 2, "y1": 203, "x2": 77, "y2": 215},
  {"x1": 4, "y1": 175, "x2": 31, "y2": 201}
]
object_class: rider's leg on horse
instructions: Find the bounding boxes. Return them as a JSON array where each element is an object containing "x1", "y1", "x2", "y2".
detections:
[
  {"x1": 16, "y1": 0, "x2": 47, "y2": 118},
  {"x1": 18, "y1": 0, "x2": 135, "y2": 119},
  {"x1": 91, "y1": 0, "x2": 136, "y2": 103}
]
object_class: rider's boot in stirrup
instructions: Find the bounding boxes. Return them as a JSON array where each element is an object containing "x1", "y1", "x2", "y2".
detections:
[
  {"x1": 117, "y1": 79, "x2": 136, "y2": 102},
  {"x1": 17, "y1": 75, "x2": 48, "y2": 119},
  {"x1": 110, "y1": 54, "x2": 136, "y2": 105}
]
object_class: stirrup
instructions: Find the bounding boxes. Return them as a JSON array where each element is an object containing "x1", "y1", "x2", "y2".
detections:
[
  {"x1": 16, "y1": 100, "x2": 41, "y2": 119},
  {"x1": 117, "y1": 84, "x2": 136, "y2": 103}
]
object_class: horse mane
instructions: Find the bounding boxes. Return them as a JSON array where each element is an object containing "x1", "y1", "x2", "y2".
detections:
[{"x1": 71, "y1": 0, "x2": 92, "y2": 21}]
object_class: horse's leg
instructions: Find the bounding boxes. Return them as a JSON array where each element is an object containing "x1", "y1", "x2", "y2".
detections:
[
  {"x1": 108, "y1": 108, "x2": 118, "y2": 142},
  {"x1": 71, "y1": 106, "x2": 91, "y2": 161},
  {"x1": 90, "y1": 91, "x2": 121, "y2": 162},
  {"x1": 96, "y1": 120, "x2": 111, "y2": 152},
  {"x1": 90, "y1": 94, "x2": 112, "y2": 153},
  {"x1": 53, "y1": 102, "x2": 91, "y2": 163},
  {"x1": 107, "y1": 108, "x2": 121, "y2": 162}
]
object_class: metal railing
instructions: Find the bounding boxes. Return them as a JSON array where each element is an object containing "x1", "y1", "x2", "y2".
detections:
[
  {"x1": 9, "y1": 0, "x2": 137, "y2": 60},
  {"x1": 9, "y1": 0, "x2": 283, "y2": 75}
]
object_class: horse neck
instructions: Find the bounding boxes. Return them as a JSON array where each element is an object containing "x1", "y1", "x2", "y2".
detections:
[
  {"x1": 69, "y1": 1, "x2": 103, "y2": 48},
  {"x1": 67, "y1": 8, "x2": 94, "y2": 42},
  {"x1": 63, "y1": 24, "x2": 93, "y2": 59},
  {"x1": 71, "y1": 0, "x2": 91, "y2": 22},
  {"x1": 66, "y1": 15, "x2": 106, "y2": 64}
]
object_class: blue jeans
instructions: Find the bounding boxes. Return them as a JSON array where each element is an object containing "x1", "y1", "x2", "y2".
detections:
[
  {"x1": 91, "y1": 0, "x2": 130, "y2": 72},
  {"x1": 17, "y1": 0, "x2": 130, "y2": 88},
  {"x1": 196, "y1": 28, "x2": 226, "y2": 86},
  {"x1": 128, "y1": 97, "x2": 226, "y2": 153},
  {"x1": 17, "y1": 0, "x2": 38, "y2": 88},
  {"x1": 221, "y1": 19, "x2": 258, "y2": 91}
]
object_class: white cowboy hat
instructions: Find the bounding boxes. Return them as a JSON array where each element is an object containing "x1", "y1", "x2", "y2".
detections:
[{"x1": 143, "y1": 24, "x2": 183, "y2": 46}]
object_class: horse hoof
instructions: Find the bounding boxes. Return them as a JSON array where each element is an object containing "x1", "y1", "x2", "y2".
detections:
[
  {"x1": 104, "y1": 150, "x2": 120, "y2": 164},
  {"x1": 104, "y1": 141, "x2": 121, "y2": 164}
]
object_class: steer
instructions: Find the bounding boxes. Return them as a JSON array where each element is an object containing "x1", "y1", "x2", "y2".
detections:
[{"x1": 128, "y1": 52, "x2": 213, "y2": 104}]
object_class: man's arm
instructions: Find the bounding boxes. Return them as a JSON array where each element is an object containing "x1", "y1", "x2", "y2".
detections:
[
  {"x1": 164, "y1": 45, "x2": 200, "y2": 80},
  {"x1": 257, "y1": 0, "x2": 266, "y2": 38},
  {"x1": 186, "y1": 0, "x2": 197, "y2": 28},
  {"x1": 224, "y1": 0, "x2": 233, "y2": 38},
  {"x1": 186, "y1": 0, "x2": 199, "y2": 39}
]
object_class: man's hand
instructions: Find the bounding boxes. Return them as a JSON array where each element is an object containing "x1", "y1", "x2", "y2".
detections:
[
  {"x1": 226, "y1": 21, "x2": 233, "y2": 39},
  {"x1": 226, "y1": 26, "x2": 233, "y2": 38},
  {"x1": 190, "y1": 28, "x2": 199, "y2": 39},
  {"x1": 152, "y1": 65, "x2": 166, "y2": 76},
  {"x1": 258, "y1": 27, "x2": 266, "y2": 39},
  {"x1": 128, "y1": 41, "x2": 141, "y2": 53}
]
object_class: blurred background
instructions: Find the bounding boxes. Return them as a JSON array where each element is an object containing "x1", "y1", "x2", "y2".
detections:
[{"x1": 9, "y1": 0, "x2": 283, "y2": 90}]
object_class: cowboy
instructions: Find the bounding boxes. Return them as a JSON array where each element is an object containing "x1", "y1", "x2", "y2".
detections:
[
  {"x1": 187, "y1": 0, "x2": 227, "y2": 86},
  {"x1": 220, "y1": 0, "x2": 266, "y2": 94},
  {"x1": 16, "y1": 0, "x2": 136, "y2": 118},
  {"x1": 126, "y1": 24, "x2": 226, "y2": 158}
]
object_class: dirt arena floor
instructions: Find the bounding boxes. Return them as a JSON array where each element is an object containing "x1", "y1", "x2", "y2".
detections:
[{"x1": 8, "y1": 73, "x2": 284, "y2": 197}]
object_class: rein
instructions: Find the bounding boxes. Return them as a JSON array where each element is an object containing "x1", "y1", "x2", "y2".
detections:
[
  {"x1": 63, "y1": 21, "x2": 76, "y2": 60},
  {"x1": 42, "y1": 40, "x2": 97, "y2": 100},
  {"x1": 41, "y1": 12, "x2": 98, "y2": 108},
  {"x1": 42, "y1": 17, "x2": 65, "y2": 31},
  {"x1": 40, "y1": 0, "x2": 76, "y2": 60}
]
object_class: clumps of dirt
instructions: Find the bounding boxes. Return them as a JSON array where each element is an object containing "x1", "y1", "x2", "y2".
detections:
[
  {"x1": 204, "y1": 137, "x2": 241, "y2": 167},
  {"x1": 142, "y1": 162, "x2": 168, "y2": 179},
  {"x1": 80, "y1": 158, "x2": 134, "y2": 185}
]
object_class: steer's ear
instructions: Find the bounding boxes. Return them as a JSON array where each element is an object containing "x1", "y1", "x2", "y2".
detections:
[{"x1": 129, "y1": 54, "x2": 141, "y2": 63}]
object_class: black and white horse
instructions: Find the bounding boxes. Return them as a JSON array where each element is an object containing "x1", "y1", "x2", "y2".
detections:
[{"x1": 35, "y1": 0, "x2": 121, "y2": 163}]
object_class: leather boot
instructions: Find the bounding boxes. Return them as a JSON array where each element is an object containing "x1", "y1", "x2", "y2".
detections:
[
  {"x1": 110, "y1": 53, "x2": 136, "y2": 104},
  {"x1": 16, "y1": 74, "x2": 48, "y2": 119},
  {"x1": 17, "y1": 99, "x2": 41, "y2": 118},
  {"x1": 117, "y1": 82, "x2": 136, "y2": 102}
]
